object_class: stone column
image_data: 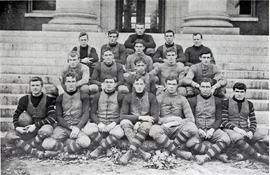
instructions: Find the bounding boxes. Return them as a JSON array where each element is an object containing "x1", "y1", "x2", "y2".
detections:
[
  {"x1": 182, "y1": 0, "x2": 239, "y2": 34},
  {"x1": 42, "y1": 0, "x2": 99, "y2": 32}
]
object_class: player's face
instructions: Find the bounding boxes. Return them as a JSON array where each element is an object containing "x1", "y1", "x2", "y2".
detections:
[
  {"x1": 134, "y1": 43, "x2": 145, "y2": 54},
  {"x1": 135, "y1": 61, "x2": 146, "y2": 74},
  {"x1": 30, "y1": 81, "x2": 43, "y2": 96},
  {"x1": 199, "y1": 82, "x2": 212, "y2": 97},
  {"x1": 68, "y1": 55, "x2": 80, "y2": 68},
  {"x1": 65, "y1": 77, "x2": 77, "y2": 92},
  {"x1": 103, "y1": 79, "x2": 117, "y2": 92},
  {"x1": 166, "y1": 79, "x2": 178, "y2": 94},
  {"x1": 165, "y1": 51, "x2": 177, "y2": 65},
  {"x1": 133, "y1": 79, "x2": 145, "y2": 93},
  {"x1": 102, "y1": 50, "x2": 114, "y2": 65},
  {"x1": 199, "y1": 53, "x2": 211, "y2": 66},
  {"x1": 164, "y1": 32, "x2": 174, "y2": 44},
  {"x1": 79, "y1": 35, "x2": 89, "y2": 47},
  {"x1": 135, "y1": 24, "x2": 145, "y2": 35},
  {"x1": 233, "y1": 88, "x2": 246, "y2": 100},
  {"x1": 108, "y1": 33, "x2": 118, "y2": 44},
  {"x1": 193, "y1": 34, "x2": 202, "y2": 47}
]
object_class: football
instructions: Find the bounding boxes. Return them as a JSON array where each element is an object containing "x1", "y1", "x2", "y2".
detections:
[{"x1": 18, "y1": 112, "x2": 33, "y2": 127}]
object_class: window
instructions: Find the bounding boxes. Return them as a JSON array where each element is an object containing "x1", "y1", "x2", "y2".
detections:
[{"x1": 28, "y1": 0, "x2": 56, "y2": 12}]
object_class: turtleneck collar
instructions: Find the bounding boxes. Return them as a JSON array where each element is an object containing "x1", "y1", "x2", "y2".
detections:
[
  {"x1": 135, "y1": 90, "x2": 145, "y2": 98},
  {"x1": 104, "y1": 61, "x2": 114, "y2": 67},
  {"x1": 66, "y1": 89, "x2": 78, "y2": 96},
  {"x1": 200, "y1": 94, "x2": 212, "y2": 100},
  {"x1": 109, "y1": 42, "x2": 118, "y2": 47},
  {"x1": 233, "y1": 96, "x2": 245, "y2": 103},
  {"x1": 165, "y1": 90, "x2": 178, "y2": 97},
  {"x1": 31, "y1": 92, "x2": 43, "y2": 98},
  {"x1": 165, "y1": 42, "x2": 174, "y2": 47},
  {"x1": 193, "y1": 44, "x2": 203, "y2": 48},
  {"x1": 104, "y1": 88, "x2": 116, "y2": 95}
]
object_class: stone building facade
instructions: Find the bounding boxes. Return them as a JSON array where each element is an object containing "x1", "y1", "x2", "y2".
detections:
[{"x1": 0, "y1": 0, "x2": 268, "y2": 35}]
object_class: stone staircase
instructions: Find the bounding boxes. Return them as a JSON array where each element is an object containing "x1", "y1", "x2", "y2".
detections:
[{"x1": 0, "y1": 31, "x2": 269, "y2": 138}]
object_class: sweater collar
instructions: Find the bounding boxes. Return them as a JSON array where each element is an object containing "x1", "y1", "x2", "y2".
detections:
[{"x1": 232, "y1": 96, "x2": 245, "y2": 103}]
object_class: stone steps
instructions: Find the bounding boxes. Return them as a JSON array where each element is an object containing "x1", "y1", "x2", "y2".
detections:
[
  {"x1": 217, "y1": 63, "x2": 269, "y2": 71},
  {"x1": 226, "y1": 79, "x2": 269, "y2": 89},
  {"x1": 221, "y1": 70, "x2": 269, "y2": 79}
]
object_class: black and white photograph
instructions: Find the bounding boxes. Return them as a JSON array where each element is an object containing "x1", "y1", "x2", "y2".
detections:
[{"x1": 0, "y1": 0, "x2": 269, "y2": 174}]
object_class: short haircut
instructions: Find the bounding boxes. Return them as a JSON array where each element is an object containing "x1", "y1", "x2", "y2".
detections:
[
  {"x1": 193, "y1": 33, "x2": 203, "y2": 39},
  {"x1": 133, "y1": 76, "x2": 146, "y2": 84},
  {"x1": 165, "y1": 47, "x2": 177, "y2": 55},
  {"x1": 199, "y1": 78, "x2": 213, "y2": 86},
  {"x1": 79, "y1": 32, "x2": 88, "y2": 39},
  {"x1": 134, "y1": 56, "x2": 147, "y2": 65},
  {"x1": 165, "y1": 30, "x2": 175, "y2": 36},
  {"x1": 135, "y1": 22, "x2": 145, "y2": 27},
  {"x1": 233, "y1": 82, "x2": 247, "y2": 92},
  {"x1": 63, "y1": 72, "x2": 77, "y2": 83},
  {"x1": 102, "y1": 47, "x2": 113, "y2": 55},
  {"x1": 108, "y1": 30, "x2": 119, "y2": 37},
  {"x1": 199, "y1": 48, "x2": 212, "y2": 57},
  {"x1": 68, "y1": 50, "x2": 79, "y2": 58},
  {"x1": 165, "y1": 76, "x2": 179, "y2": 84},
  {"x1": 134, "y1": 39, "x2": 145, "y2": 47},
  {"x1": 104, "y1": 75, "x2": 117, "y2": 82},
  {"x1": 29, "y1": 76, "x2": 43, "y2": 86}
]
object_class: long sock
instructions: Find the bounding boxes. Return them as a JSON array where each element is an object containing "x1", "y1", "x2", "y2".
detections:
[
  {"x1": 64, "y1": 140, "x2": 83, "y2": 153},
  {"x1": 16, "y1": 139, "x2": 40, "y2": 156},
  {"x1": 154, "y1": 134, "x2": 177, "y2": 153},
  {"x1": 51, "y1": 142, "x2": 64, "y2": 151},
  {"x1": 30, "y1": 134, "x2": 45, "y2": 148},
  {"x1": 174, "y1": 131, "x2": 192, "y2": 146},
  {"x1": 130, "y1": 130, "x2": 147, "y2": 152},
  {"x1": 191, "y1": 143, "x2": 208, "y2": 154},
  {"x1": 206, "y1": 141, "x2": 227, "y2": 158},
  {"x1": 101, "y1": 135, "x2": 119, "y2": 149},
  {"x1": 89, "y1": 132, "x2": 103, "y2": 145},
  {"x1": 253, "y1": 142, "x2": 269, "y2": 154},
  {"x1": 235, "y1": 139, "x2": 258, "y2": 158}
]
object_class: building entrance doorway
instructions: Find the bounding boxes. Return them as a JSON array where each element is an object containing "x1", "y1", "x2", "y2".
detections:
[{"x1": 116, "y1": 0, "x2": 165, "y2": 33}]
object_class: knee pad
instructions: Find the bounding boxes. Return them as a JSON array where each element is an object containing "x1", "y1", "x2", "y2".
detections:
[
  {"x1": 120, "y1": 119, "x2": 133, "y2": 129},
  {"x1": 221, "y1": 134, "x2": 231, "y2": 146},
  {"x1": 118, "y1": 85, "x2": 129, "y2": 93},
  {"x1": 38, "y1": 125, "x2": 53, "y2": 138},
  {"x1": 153, "y1": 62, "x2": 159, "y2": 68},
  {"x1": 182, "y1": 122, "x2": 198, "y2": 135},
  {"x1": 42, "y1": 137, "x2": 57, "y2": 150},
  {"x1": 76, "y1": 135, "x2": 91, "y2": 148},
  {"x1": 82, "y1": 122, "x2": 99, "y2": 136},
  {"x1": 186, "y1": 136, "x2": 200, "y2": 148},
  {"x1": 109, "y1": 125, "x2": 125, "y2": 139},
  {"x1": 138, "y1": 122, "x2": 152, "y2": 133},
  {"x1": 149, "y1": 125, "x2": 164, "y2": 139},
  {"x1": 5, "y1": 130, "x2": 20, "y2": 144}
]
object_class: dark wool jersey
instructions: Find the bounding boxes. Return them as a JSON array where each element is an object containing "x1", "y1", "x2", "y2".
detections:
[
  {"x1": 153, "y1": 43, "x2": 185, "y2": 63},
  {"x1": 100, "y1": 43, "x2": 127, "y2": 65},
  {"x1": 124, "y1": 33, "x2": 156, "y2": 49},
  {"x1": 13, "y1": 93, "x2": 56, "y2": 128},
  {"x1": 184, "y1": 45, "x2": 215, "y2": 66},
  {"x1": 221, "y1": 97, "x2": 256, "y2": 134},
  {"x1": 72, "y1": 45, "x2": 99, "y2": 63}
]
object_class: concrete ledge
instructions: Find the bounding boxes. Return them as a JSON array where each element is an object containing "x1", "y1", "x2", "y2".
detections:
[
  {"x1": 181, "y1": 27, "x2": 240, "y2": 35},
  {"x1": 42, "y1": 24, "x2": 99, "y2": 32}
]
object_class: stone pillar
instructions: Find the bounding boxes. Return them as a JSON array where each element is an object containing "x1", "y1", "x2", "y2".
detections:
[
  {"x1": 42, "y1": 0, "x2": 99, "y2": 32},
  {"x1": 182, "y1": 0, "x2": 239, "y2": 34}
]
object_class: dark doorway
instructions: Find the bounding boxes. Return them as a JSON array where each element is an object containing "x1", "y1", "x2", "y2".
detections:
[{"x1": 116, "y1": 0, "x2": 165, "y2": 33}]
